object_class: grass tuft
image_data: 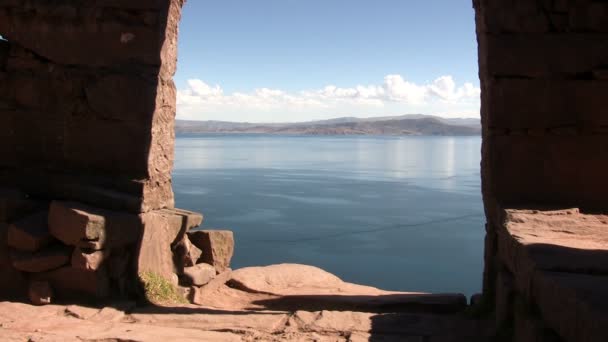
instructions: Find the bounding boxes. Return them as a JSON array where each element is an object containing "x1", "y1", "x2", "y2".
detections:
[{"x1": 139, "y1": 271, "x2": 188, "y2": 305}]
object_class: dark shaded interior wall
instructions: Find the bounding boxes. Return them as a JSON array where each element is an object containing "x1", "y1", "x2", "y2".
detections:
[
  {"x1": 476, "y1": 1, "x2": 608, "y2": 340},
  {"x1": 0, "y1": 0, "x2": 184, "y2": 213}
]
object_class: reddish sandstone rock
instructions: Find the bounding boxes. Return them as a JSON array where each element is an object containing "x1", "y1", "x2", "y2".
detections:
[
  {"x1": 71, "y1": 248, "x2": 110, "y2": 271},
  {"x1": 48, "y1": 201, "x2": 141, "y2": 250},
  {"x1": 181, "y1": 263, "x2": 216, "y2": 287},
  {"x1": 137, "y1": 210, "x2": 184, "y2": 287},
  {"x1": 10, "y1": 244, "x2": 71, "y2": 272},
  {"x1": 7, "y1": 211, "x2": 53, "y2": 252},
  {"x1": 188, "y1": 230, "x2": 234, "y2": 273},
  {"x1": 30, "y1": 266, "x2": 110, "y2": 299},
  {"x1": 173, "y1": 235, "x2": 202, "y2": 274},
  {"x1": 28, "y1": 281, "x2": 52, "y2": 306}
]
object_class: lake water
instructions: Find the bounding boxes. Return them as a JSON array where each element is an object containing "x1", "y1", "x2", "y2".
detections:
[{"x1": 173, "y1": 134, "x2": 484, "y2": 297}]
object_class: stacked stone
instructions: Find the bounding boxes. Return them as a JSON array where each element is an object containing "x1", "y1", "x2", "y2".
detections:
[
  {"x1": 475, "y1": 1, "x2": 608, "y2": 341},
  {"x1": 174, "y1": 230, "x2": 235, "y2": 302},
  {"x1": 0, "y1": 186, "x2": 233, "y2": 306}
]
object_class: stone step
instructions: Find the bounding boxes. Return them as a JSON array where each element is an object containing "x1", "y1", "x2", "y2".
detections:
[{"x1": 7, "y1": 211, "x2": 53, "y2": 252}]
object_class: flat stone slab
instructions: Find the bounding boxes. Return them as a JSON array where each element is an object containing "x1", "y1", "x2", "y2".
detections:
[
  {"x1": 228, "y1": 264, "x2": 467, "y2": 313},
  {"x1": 498, "y1": 208, "x2": 608, "y2": 342},
  {"x1": 48, "y1": 201, "x2": 141, "y2": 250},
  {"x1": 7, "y1": 211, "x2": 53, "y2": 252},
  {"x1": 498, "y1": 208, "x2": 608, "y2": 291},
  {"x1": 0, "y1": 301, "x2": 492, "y2": 342}
]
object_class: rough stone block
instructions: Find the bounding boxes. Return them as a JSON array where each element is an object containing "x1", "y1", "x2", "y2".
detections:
[
  {"x1": 48, "y1": 201, "x2": 141, "y2": 250},
  {"x1": 480, "y1": 33, "x2": 608, "y2": 78},
  {"x1": 30, "y1": 266, "x2": 110, "y2": 299},
  {"x1": 85, "y1": 74, "x2": 157, "y2": 122},
  {"x1": 64, "y1": 118, "x2": 150, "y2": 179},
  {"x1": 532, "y1": 271, "x2": 608, "y2": 342},
  {"x1": 28, "y1": 280, "x2": 53, "y2": 306},
  {"x1": 10, "y1": 244, "x2": 71, "y2": 273},
  {"x1": 188, "y1": 230, "x2": 234, "y2": 273},
  {"x1": 137, "y1": 210, "x2": 184, "y2": 287},
  {"x1": 173, "y1": 235, "x2": 202, "y2": 274},
  {"x1": 488, "y1": 79, "x2": 608, "y2": 129},
  {"x1": 181, "y1": 263, "x2": 216, "y2": 287},
  {"x1": 489, "y1": 136, "x2": 608, "y2": 207},
  {"x1": 7, "y1": 211, "x2": 53, "y2": 252},
  {"x1": 72, "y1": 248, "x2": 110, "y2": 271}
]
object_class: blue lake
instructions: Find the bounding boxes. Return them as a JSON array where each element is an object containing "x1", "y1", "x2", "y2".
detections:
[{"x1": 173, "y1": 134, "x2": 484, "y2": 297}]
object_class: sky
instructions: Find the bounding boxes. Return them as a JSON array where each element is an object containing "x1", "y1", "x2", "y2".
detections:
[{"x1": 176, "y1": 0, "x2": 480, "y2": 123}]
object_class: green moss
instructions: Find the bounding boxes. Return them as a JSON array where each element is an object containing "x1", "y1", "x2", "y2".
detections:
[{"x1": 139, "y1": 271, "x2": 188, "y2": 305}]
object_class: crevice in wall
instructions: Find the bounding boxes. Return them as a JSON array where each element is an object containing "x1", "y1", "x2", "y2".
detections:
[{"x1": 0, "y1": 35, "x2": 9, "y2": 71}]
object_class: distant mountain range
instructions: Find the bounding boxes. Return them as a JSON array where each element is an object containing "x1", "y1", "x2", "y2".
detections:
[{"x1": 175, "y1": 114, "x2": 481, "y2": 136}]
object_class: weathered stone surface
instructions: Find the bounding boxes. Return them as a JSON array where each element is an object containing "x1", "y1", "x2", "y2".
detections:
[
  {"x1": 532, "y1": 271, "x2": 608, "y2": 342},
  {"x1": 173, "y1": 235, "x2": 202, "y2": 274},
  {"x1": 188, "y1": 230, "x2": 234, "y2": 273},
  {"x1": 71, "y1": 248, "x2": 110, "y2": 271},
  {"x1": 30, "y1": 266, "x2": 110, "y2": 299},
  {"x1": 192, "y1": 269, "x2": 233, "y2": 306},
  {"x1": 498, "y1": 208, "x2": 608, "y2": 294},
  {"x1": 161, "y1": 208, "x2": 203, "y2": 243},
  {"x1": 227, "y1": 264, "x2": 468, "y2": 313},
  {"x1": 181, "y1": 263, "x2": 216, "y2": 287},
  {"x1": 28, "y1": 281, "x2": 52, "y2": 306},
  {"x1": 7, "y1": 211, "x2": 53, "y2": 252},
  {"x1": 10, "y1": 244, "x2": 71, "y2": 272},
  {"x1": 137, "y1": 210, "x2": 184, "y2": 287},
  {"x1": 48, "y1": 201, "x2": 141, "y2": 250}
]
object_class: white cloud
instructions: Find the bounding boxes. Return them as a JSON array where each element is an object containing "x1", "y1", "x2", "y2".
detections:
[{"x1": 177, "y1": 74, "x2": 480, "y2": 122}]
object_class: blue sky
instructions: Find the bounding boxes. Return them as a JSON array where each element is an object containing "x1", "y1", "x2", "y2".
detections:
[{"x1": 176, "y1": 0, "x2": 480, "y2": 122}]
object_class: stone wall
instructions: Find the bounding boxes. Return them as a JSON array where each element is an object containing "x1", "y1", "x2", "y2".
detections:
[
  {"x1": 0, "y1": 0, "x2": 213, "y2": 304},
  {"x1": 475, "y1": 1, "x2": 608, "y2": 341},
  {"x1": 0, "y1": 0, "x2": 184, "y2": 213}
]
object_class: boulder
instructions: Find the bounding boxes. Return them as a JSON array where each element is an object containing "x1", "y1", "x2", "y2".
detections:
[
  {"x1": 181, "y1": 263, "x2": 216, "y2": 287},
  {"x1": 188, "y1": 230, "x2": 234, "y2": 273},
  {"x1": 72, "y1": 248, "x2": 110, "y2": 271},
  {"x1": 30, "y1": 266, "x2": 110, "y2": 299},
  {"x1": 48, "y1": 201, "x2": 141, "y2": 250},
  {"x1": 28, "y1": 281, "x2": 52, "y2": 306},
  {"x1": 7, "y1": 211, "x2": 53, "y2": 252},
  {"x1": 10, "y1": 244, "x2": 71, "y2": 272}
]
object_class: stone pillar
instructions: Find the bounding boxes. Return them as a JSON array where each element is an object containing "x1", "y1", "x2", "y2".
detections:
[
  {"x1": 475, "y1": 0, "x2": 608, "y2": 340},
  {"x1": 0, "y1": 0, "x2": 186, "y2": 213}
]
